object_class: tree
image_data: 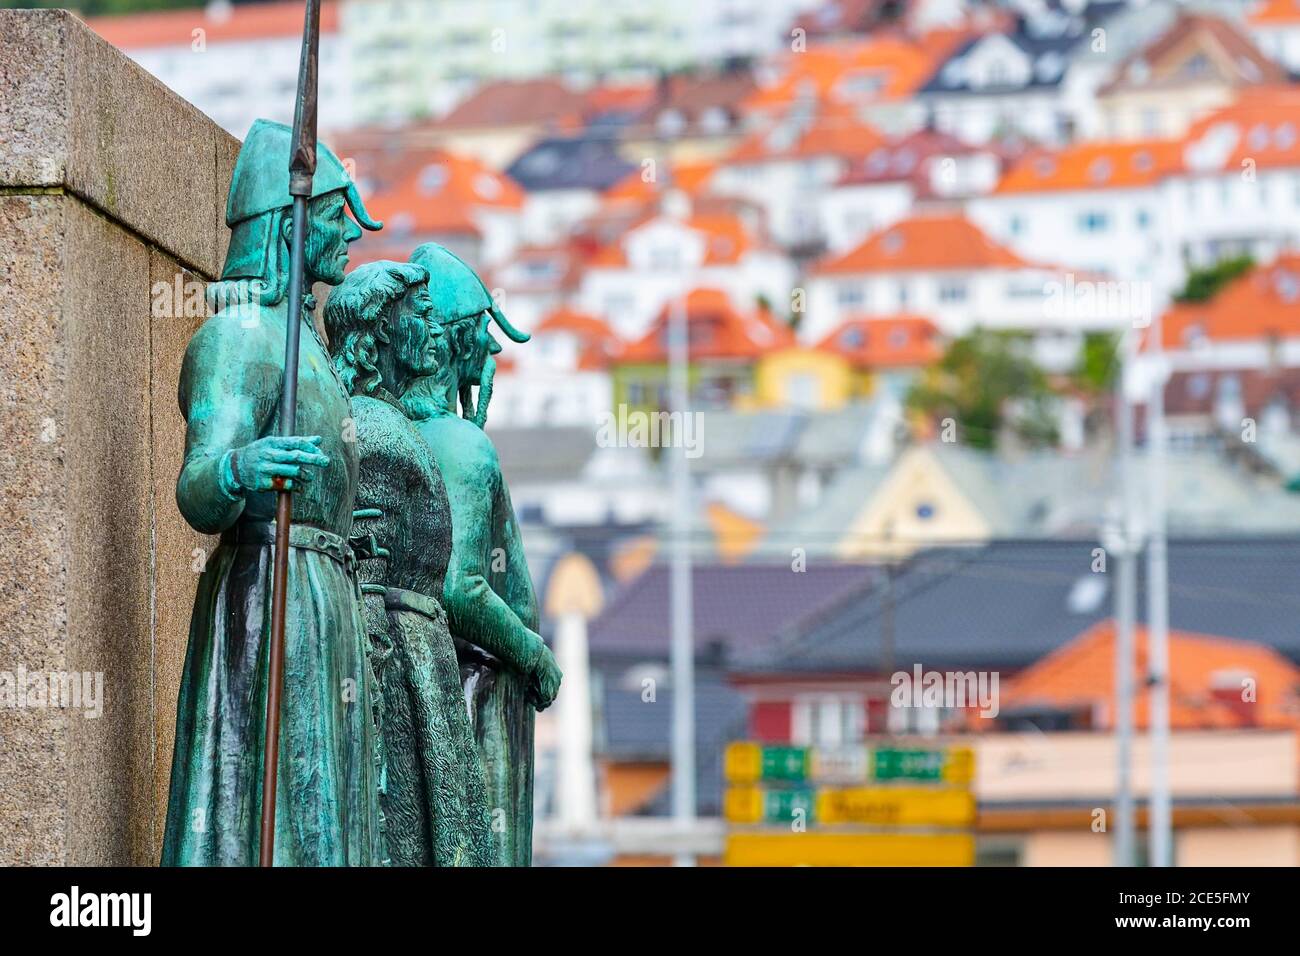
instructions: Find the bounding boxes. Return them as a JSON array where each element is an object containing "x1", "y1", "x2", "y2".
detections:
[
  {"x1": 1175, "y1": 255, "x2": 1254, "y2": 303},
  {"x1": 907, "y1": 329, "x2": 1058, "y2": 450}
]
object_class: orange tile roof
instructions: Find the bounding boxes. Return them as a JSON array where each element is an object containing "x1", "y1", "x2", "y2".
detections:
[
  {"x1": 998, "y1": 620, "x2": 1300, "y2": 731},
  {"x1": 1250, "y1": 0, "x2": 1300, "y2": 24},
  {"x1": 811, "y1": 213, "x2": 1030, "y2": 275},
  {"x1": 361, "y1": 150, "x2": 523, "y2": 237},
  {"x1": 589, "y1": 211, "x2": 754, "y2": 268},
  {"x1": 434, "y1": 78, "x2": 589, "y2": 130},
  {"x1": 994, "y1": 139, "x2": 1184, "y2": 194},
  {"x1": 617, "y1": 288, "x2": 794, "y2": 364},
  {"x1": 816, "y1": 314, "x2": 942, "y2": 368},
  {"x1": 534, "y1": 307, "x2": 622, "y2": 369},
  {"x1": 1182, "y1": 85, "x2": 1300, "y2": 174},
  {"x1": 88, "y1": 1, "x2": 338, "y2": 49},
  {"x1": 744, "y1": 34, "x2": 962, "y2": 117},
  {"x1": 1149, "y1": 254, "x2": 1300, "y2": 350},
  {"x1": 727, "y1": 101, "x2": 886, "y2": 165}
]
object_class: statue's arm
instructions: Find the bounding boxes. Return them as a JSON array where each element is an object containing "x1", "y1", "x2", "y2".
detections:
[
  {"x1": 442, "y1": 474, "x2": 545, "y2": 679},
  {"x1": 175, "y1": 324, "x2": 277, "y2": 534},
  {"x1": 496, "y1": 482, "x2": 539, "y2": 632}
]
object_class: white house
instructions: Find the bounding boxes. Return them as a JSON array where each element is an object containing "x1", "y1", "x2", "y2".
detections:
[
  {"x1": 804, "y1": 213, "x2": 1102, "y2": 363},
  {"x1": 576, "y1": 197, "x2": 795, "y2": 340},
  {"x1": 89, "y1": 0, "x2": 355, "y2": 135},
  {"x1": 819, "y1": 126, "x2": 1002, "y2": 254},
  {"x1": 488, "y1": 309, "x2": 619, "y2": 429}
]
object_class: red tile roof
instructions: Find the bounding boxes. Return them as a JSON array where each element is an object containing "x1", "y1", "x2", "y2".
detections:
[
  {"x1": 590, "y1": 211, "x2": 756, "y2": 268},
  {"x1": 88, "y1": 1, "x2": 338, "y2": 49},
  {"x1": 995, "y1": 139, "x2": 1184, "y2": 194},
  {"x1": 998, "y1": 619, "x2": 1300, "y2": 730},
  {"x1": 1250, "y1": 0, "x2": 1300, "y2": 25},
  {"x1": 361, "y1": 150, "x2": 523, "y2": 237},
  {"x1": 1101, "y1": 12, "x2": 1285, "y2": 95},
  {"x1": 617, "y1": 288, "x2": 794, "y2": 363},
  {"x1": 727, "y1": 101, "x2": 886, "y2": 165},
  {"x1": 1149, "y1": 254, "x2": 1300, "y2": 351},
  {"x1": 434, "y1": 78, "x2": 590, "y2": 130},
  {"x1": 816, "y1": 314, "x2": 942, "y2": 368},
  {"x1": 811, "y1": 213, "x2": 1030, "y2": 275},
  {"x1": 534, "y1": 308, "x2": 622, "y2": 370}
]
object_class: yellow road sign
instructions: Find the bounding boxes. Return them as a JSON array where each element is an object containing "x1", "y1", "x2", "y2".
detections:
[
  {"x1": 725, "y1": 831, "x2": 976, "y2": 867},
  {"x1": 724, "y1": 786, "x2": 975, "y2": 826},
  {"x1": 817, "y1": 787, "x2": 975, "y2": 826}
]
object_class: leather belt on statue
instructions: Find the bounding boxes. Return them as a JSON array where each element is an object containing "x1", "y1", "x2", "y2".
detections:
[
  {"x1": 221, "y1": 520, "x2": 355, "y2": 569},
  {"x1": 383, "y1": 586, "x2": 446, "y2": 623}
]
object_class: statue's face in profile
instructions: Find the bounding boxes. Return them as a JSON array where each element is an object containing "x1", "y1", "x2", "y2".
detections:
[
  {"x1": 459, "y1": 309, "x2": 502, "y2": 381},
  {"x1": 304, "y1": 190, "x2": 363, "y2": 286},
  {"x1": 392, "y1": 280, "x2": 439, "y2": 380}
]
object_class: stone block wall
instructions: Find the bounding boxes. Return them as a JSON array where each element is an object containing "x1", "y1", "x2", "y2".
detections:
[{"x1": 0, "y1": 8, "x2": 240, "y2": 864}]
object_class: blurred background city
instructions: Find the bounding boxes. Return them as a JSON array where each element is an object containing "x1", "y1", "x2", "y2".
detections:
[{"x1": 44, "y1": 0, "x2": 1300, "y2": 865}]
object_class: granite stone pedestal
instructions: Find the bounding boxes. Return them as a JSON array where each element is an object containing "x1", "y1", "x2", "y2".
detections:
[{"x1": 0, "y1": 9, "x2": 239, "y2": 864}]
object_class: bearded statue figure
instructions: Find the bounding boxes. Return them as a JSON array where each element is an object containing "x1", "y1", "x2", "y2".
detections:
[
  {"x1": 400, "y1": 243, "x2": 562, "y2": 867},
  {"x1": 323, "y1": 261, "x2": 493, "y2": 867},
  {"x1": 163, "y1": 119, "x2": 386, "y2": 866}
]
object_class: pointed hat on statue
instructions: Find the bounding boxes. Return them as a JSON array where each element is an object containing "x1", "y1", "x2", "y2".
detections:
[{"x1": 226, "y1": 118, "x2": 382, "y2": 230}]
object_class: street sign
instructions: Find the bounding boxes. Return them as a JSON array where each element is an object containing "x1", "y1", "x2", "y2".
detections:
[
  {"x1": 725, "y1": 785, "x2": 975, "y2": 827},
  {"x1": 725, "y1": 831, "x2": 976, "y2": 867},
  {"x1": 725, "y1": 743, "x2": 975, "y2": 785}
]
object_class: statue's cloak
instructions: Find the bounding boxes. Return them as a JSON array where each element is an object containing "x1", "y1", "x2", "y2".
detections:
[
  {"x1": 162, "y1": 301, "x2": 385, "y2": 866},
  {"x1": 352, "y1": 393, "x2": 493, "y2": 866}
]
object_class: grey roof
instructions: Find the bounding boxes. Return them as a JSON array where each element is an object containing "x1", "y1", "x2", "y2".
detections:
[
  {"x1": 758, "y1": 461, "x2": 892, "y2": 557},
  {"x1": 758, "y1": 443, "x2": 1300, "y2": 558},
  {"x1": 588, "y1": 561, "x2": 876, "y2": 665},
  {"x1": 599, "y1": 678, "x2": 748, "y2": 817},
  {"x1": 739, "y1": 537, "x2": 1300, "y2": 674},
  {"x1": 919, "y1": 3, "x2": 1128, "y2": 95},
  {"x1": 488, "y1": 425, "x2": 597, "y2": 485},
  {"x1": 505, "y1": 135, "x2": 636, "y2": 192},
  {"x1": 689, "y1": 401, "x2": 883, "y2": 471}
]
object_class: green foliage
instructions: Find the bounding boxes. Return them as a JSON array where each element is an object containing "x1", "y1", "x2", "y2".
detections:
[
  {"x1": 1174, "y1": 255, "x2": 1254, "y2": 303},
  {"x1": 907, "y1": 329, "x2": 1059, "y2": 450},
  {"x1": 1072, "y1": 330, "x2": 1120, "y2": 394}
]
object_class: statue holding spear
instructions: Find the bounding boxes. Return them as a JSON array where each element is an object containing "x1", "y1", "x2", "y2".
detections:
[{"x1": 162, "y1": 0, "x2": 387, "y2": 865}]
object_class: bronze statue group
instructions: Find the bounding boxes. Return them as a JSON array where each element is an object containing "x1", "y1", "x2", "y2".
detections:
[{"x1": 161, "y1": 119, "x2": 562, "y2": 866}]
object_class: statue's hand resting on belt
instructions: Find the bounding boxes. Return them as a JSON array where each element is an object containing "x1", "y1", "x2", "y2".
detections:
[{"x1": 223, "y1": 435, "x2": 331, "y2": 494}]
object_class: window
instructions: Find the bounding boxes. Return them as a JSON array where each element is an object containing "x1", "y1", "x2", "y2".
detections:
[
  {"x1": 1008, "y1": 215, "x2": 1024, "y2": 236},
  {"x1": 1135, "y1": 208, "x2": 1150, "y2": 230},
  {"x1": 938, "y1": 279, "x2": 968, "y2": 302},
  {"x1": 792, "y1": 694, "x2": 865, "y2": 747},
  {"x1": 837, "y1": 283, "x2": 865, "y2": 309},
  {"x1": 1077, "y1": 211, "x2": 1109, "y2": 233}
]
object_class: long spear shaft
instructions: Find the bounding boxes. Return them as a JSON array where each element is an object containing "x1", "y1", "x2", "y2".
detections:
[{"x1": 260, "y1": 0, "x2": 321, "y2": 868}]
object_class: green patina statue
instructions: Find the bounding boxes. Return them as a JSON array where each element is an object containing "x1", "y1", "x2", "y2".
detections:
[
  {"x1": 402, "y1": 243, "x2": 563, "y2": 867},
  {"x1": 162, "y1": 120, "x2": 387, "y2": 866},
  {"x1": 323, "y1": 261, "x2": 493, "y2": 866}
]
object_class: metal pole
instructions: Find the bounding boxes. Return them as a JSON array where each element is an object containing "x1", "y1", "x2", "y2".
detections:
[
  {"x1": 668, "y1": 289, "x2": 696, "y2": 866},
  {"x1": 1146, "y1": 308, "x2": 1172, "y2": 868},
  {"x1": 260, "y1": 0, "x2": 320, "y2": 867},
  {"x1": 1112, "y1": 329, "x2": 1138, "y2": 867}
]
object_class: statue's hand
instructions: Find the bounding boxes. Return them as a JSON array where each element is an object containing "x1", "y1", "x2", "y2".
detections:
[
  {"x1": 527, "y1": 643, "x2": 562, "y2": 712},
  {"x1": 229, "y1": 435, "x2": 329, "y2": 492}
]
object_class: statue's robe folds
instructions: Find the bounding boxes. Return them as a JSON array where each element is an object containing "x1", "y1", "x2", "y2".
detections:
[
  {"x1": 352, "y1": 393, "x2": 492, "y2": 866},
  {"x1": 162, "y1": 300, "x2": 385, "y2": 866},
  {"x1": 407, "y1": 408, "x2": 539, "y2": 867}
]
